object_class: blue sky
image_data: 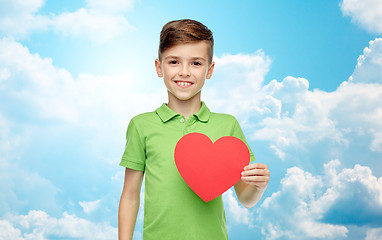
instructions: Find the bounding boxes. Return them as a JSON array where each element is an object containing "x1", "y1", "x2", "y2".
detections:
[{"x1": 1, "y1": 0, "x2": 382, "y2": 239}]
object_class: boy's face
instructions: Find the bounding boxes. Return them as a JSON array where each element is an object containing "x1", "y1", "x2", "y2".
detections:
[{"x1": 155, "y1": 41, "x2": 215, "y2": 103}]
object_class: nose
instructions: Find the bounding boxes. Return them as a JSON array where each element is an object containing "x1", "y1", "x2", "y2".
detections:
[{"x1": 179, "y1": 64, "x2": 191, "y2": 77}]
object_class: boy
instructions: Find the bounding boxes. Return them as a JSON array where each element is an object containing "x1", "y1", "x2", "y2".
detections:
[{"x1": 118, "y1": 19, "x2": 270, "y2": 240}]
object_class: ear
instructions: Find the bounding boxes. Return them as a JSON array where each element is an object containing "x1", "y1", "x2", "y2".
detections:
[
  {"x1": 206, "y1": 61, "x2": 215, "y2": 79},
  {"x1": 155, "y1": 59, "x2": 163, "y2": 78}
]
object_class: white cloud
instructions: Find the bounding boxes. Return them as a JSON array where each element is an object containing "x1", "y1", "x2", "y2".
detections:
[
  {"x1": 79, "y1": 200, "x2": 101, "y2": 214},
  {"x1": 350, "y1": 38, "x2": 382, "y2": 84},
  {"x1": 223, "y1": 189, "x2": 254, "y2": 227},
  {"x1": 0, "y1": 164, "x2": 62, "y2": 216},
  {"x1": 257, "y1": 160, "x2": 382, "y2": 239},
  {"x1": 0, "y1": 114, "x2": 21, "y2": 161},
  {"x1": 2, "y1": 210, "x2": 117, "y2": 240},
  {"x1": 206, "y1": 38, "x2": 382, "y2": 159},
  {"x1": 0, "y1": 37, "x2": 161, "y2": 128},
  {"x1": 365, "y1": 228, "x2": 382, "y2": 240},
  {"x1": 340, "y1": 0, "x2": 382, "y2": 34},
  {"x1": 206, "y1": 51, "x2": 272, "y2": 118},
  {"x1": 0, "y1": 0, "x2": 135, "y2": 42},
  {"x1": 0, "y1": 38, "x2": 80, "y2": 123},
  {"x1": 333, "y1": 83, "x2": 382, "y2": 153},
  {"x1": 0, "y1": 0, "x2": 50, "y2": 37},
  {"x1": 318, "y1": 161, "x2": 382, "y2": 226},
  {"x1": 51, "y1": 8, "x2": 131, "y2": 43},
  {"x1": 207, "y1": 53, "x2": 339, "y2": 157},
  {"x1": 1, "y1": 12, "x2": 382, "y2": 240},
  {"x1": 0, "y1": 35, "x2": 167, "y2": 192},
  {"x1": 0, "y1": 37, "x2": 162, "y2": 221},
  {"x1": 0, "y1": 112, "x2": 62, "y2": 216},
  {"x1": 258, "y1": 164, "x2": 348, "y2": 239},
  {"x1": 86, "y1": 0, "x2": 135, "y2": 13},
  {"x1": 253, "y1": 76, "x2": 344, "y2": 148},
  {"x1": 0, "y1": 38, "x2": 164, "y2": 240},
  {"x1": 210, "y1": 52, "x2": 336, "y2": 153},
  {"x1": 54, "y1": 0, "x2": 136, "y2": 43},
  {"x1": 0, "y1": 220, "x2": 23, "y2": 240}
]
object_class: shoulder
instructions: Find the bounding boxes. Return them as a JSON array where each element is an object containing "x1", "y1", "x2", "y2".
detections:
[
  {"x1": 209, "y1": 111, "x2": 238, "y2": 124},
  {"x1": 129, "y1": 110, "x2": 160, "y2": 128},
  {"x1": 131, "y1": 111, "x2": 157, "y2": 121},
  {"x1": 207, "y1": 111, "x2": 241, "y2": 132}
]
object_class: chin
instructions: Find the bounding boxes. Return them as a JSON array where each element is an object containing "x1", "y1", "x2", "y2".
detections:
[
  {"x1": 168, "y1": 90, "x2": 200, "y2": 102},
  {"x1": 176, "y1": 96, "x2": 193, "y2": 101}
]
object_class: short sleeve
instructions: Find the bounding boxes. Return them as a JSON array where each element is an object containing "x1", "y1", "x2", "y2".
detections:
[
  {"x1": 231, "y1": 118, "x2": 256, "y2": 163},
  {"x1": 120, "y1": 119, "x2": 146, "y2": 171}
]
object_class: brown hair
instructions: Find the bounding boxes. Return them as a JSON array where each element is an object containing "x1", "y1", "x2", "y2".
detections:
[{"x1": 158, "y1": 19, "x2": 214, "y2": 63}]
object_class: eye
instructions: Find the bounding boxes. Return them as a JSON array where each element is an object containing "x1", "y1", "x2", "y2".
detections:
[
  {"x1": 192, "y1": 61, "x2": 202, "y2": 66},
  {"x1": 169, "y1": 60, "x2": 178, "y2": 64}
]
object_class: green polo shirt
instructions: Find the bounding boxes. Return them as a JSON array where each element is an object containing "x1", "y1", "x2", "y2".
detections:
[{"x1": 120, "y1": 102, "x2": 255, "y2": 240}]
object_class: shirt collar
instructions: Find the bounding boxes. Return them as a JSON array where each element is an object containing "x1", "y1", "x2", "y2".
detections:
[
  {"x1": 155, "y1": 101, "x2": 210, "y2": 123},
  {"x1": 194, "y1": 101, "x2": 210, "y2": 122}
]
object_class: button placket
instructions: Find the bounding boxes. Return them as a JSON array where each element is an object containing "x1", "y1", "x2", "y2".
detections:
[
  {"x1": 184, "y1": 118, "x2": 194, "y2": 134},
  {"x1": 179, "y1": 117, "x2": 187, "y2": 135}
]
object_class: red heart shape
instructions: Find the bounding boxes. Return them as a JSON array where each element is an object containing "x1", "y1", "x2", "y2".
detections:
[{"x1": 174, "y1": 132, "x2": 250, "y2": 202}]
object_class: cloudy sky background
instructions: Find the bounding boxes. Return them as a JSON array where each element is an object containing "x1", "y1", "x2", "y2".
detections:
[{"x1": 1, "y1": 0, "x2": 382, "y2": 239}]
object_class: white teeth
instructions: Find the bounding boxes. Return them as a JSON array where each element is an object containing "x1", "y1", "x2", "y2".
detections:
[{"x1": 177, "y1": 81, "x2": 191, "y2": 86}]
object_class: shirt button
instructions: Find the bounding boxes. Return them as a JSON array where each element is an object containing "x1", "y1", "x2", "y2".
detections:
[{"x1": 180, "y1": 119, "x2": 185, "y2": 123}]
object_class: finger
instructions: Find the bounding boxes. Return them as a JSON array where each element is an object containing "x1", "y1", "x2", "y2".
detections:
[
  {"x1": 244, "y1": 163, "x2": 268, "y2": 170},
  {"x1": 242, "y1": 181, "x2": 268, "y2": 189},
  {"x1": 241, "y1": 177, "x2": 269, "y2": 188},
  {"x1": 241, "y1": 175, "x2": 270, "y2": 183},
  {"x1": 242, "y1": 169, "x2": 264, "y2": 176},
  {"x1": 241, "y1": 168, "x2": 270, "y2": 177}
]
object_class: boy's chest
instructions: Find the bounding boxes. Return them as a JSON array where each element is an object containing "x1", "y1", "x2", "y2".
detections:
[
  {"x1": 144, "y1": 119, "x2": 233, "y2": 162},
  {"x1": 143, "y1": 118, "x2": 235, "y2": 188}
]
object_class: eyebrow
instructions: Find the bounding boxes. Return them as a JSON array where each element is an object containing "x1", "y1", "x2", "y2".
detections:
[
  {"x1": 164, "y1": 56, "x2": 207, "y2": 61},
  {"x1": 191, "y1": 57, "x2": 207, "y2": 61}
]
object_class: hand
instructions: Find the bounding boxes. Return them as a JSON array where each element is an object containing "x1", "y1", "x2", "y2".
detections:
[{"x1": 241, "y1": 163, "x2": 270, "y2": 191}]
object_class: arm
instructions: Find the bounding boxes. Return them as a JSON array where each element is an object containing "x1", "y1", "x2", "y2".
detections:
[
  {"x1": 234, "y1": 163, "x2": 270, "y2": 209},
  {"x1": 118, "y1": 168, "x2": 144, "y2": 240}
]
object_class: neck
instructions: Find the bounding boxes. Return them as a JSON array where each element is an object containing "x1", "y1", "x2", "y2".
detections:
[{"x1": 167, "y1": 92, "x2": 202, "y2": 120}]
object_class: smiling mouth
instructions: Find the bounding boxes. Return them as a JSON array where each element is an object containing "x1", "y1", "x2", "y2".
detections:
[{"x1": 175, "y1": 81, "x2": 193, "y2": 87}]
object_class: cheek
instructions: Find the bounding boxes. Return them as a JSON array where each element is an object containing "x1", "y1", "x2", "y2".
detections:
[
  {"x1": 199, "y1": 68, "x2": 209, "y2": 78},
  {"x1": 163, "y1": 67, "x2": 177, "y2": 78}
]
